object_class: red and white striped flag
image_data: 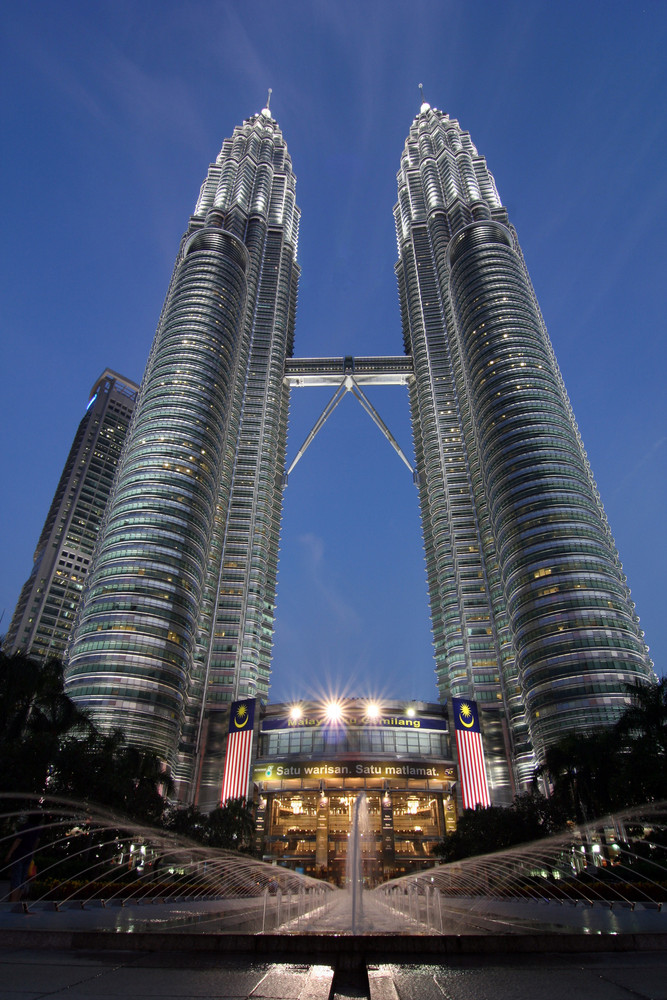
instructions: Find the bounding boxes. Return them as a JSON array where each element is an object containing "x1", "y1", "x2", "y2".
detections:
[
  {"x1": 220, "y1": 698, "x2": 256, "y2": 804},
  {"x1": 452, "y1": 697, "x2": 491, "y2": 809}
]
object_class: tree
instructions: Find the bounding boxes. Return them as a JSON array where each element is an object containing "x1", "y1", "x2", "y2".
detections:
[
  {"x1": 433, "y1": 791, "x2": 564, "y2": 862},
  {"x1": 206, "y1": 798, "x2": 255, "y2": 851},
  {"x1": 163, "y1": 804, "x2": 209, "y2": 842},
  {"x1": 0, "y1": 652, "x2": 90, "y2": 744},
  {"x1": 532, "y1": 680, "x2": 667, "y2": 821},
  {"x1": 0, "y1": 653, "x2": 173, "y2": 822},
  {"x1": 0, "y1": 652, "x2": 91, "y2": 794},
  {"x1": 114, "y1": 743, "x2": 174, "y2": 823},
  {"x1": 614, "y1": 679, "x2": 667, "y2": 804},
  {"x1": 535, "y1": 729, "x2": 622, "y2": 822},
  {"x1": 616, "y1": 679, "x2": 667, "y2": 753},
  {"x1": 50, "y1": 728, "x2": 173, "y2": 823}
]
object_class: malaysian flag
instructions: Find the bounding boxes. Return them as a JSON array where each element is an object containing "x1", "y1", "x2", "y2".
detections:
[
  {"x1": 220, "y1": 698, "x2": 256, "y2": 804},
  {"x1": 452, "y1": 697, "x2": 491, "y2": 809}
]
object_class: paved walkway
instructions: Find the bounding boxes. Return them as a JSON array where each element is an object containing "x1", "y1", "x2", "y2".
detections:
[
  {"x1": 2, "y1": 948, "x2": 667, "y2": 1000},
  {"x1": 0, "y1": 948, "x2": 334, "y2": 1000},
  {"x1": 369, "y1": 954, "x2": 667, "y2": 1000}
]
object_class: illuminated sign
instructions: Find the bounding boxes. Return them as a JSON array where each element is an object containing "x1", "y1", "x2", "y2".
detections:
[
  {"x1": 262, "y1": 713, "x2": 448, "y2": 733},
  {"x1": 253, "y1": 759, "x2": 455, "y2": 782}
]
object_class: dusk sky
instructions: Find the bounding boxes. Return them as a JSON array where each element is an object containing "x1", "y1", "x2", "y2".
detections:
[{"x1": 1, "y1": 1, "x2": 665, "y2": 705}]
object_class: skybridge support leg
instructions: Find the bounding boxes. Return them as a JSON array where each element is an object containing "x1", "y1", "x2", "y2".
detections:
[
  {"x1": 283, "y1": 374, "x2": 417, "y2": 485},
  {"x1": 284, "y1": 381, "x2": 348, "y2": 482},
  {"x1": 346, "y1": 376, "x2": 415, "y2": 477}
]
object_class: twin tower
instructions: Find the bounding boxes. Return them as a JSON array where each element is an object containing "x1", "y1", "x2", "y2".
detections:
[{"x1": 64, "y1": 98, "x2": 653, "y2": 806}]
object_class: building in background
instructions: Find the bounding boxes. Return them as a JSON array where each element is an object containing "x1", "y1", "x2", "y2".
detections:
[
  {"x1": 253, "y1": 699, "x2": 457, "y2": 881},
  {"x1": 395, "y1": 97, "x2": 654, "y2": 791},
  {"x1": 4, "y1": 370, "x2": 139, "y2": 662},
  {"x1": 65, "y1": 100, "x2": 300, "y2": 807}
]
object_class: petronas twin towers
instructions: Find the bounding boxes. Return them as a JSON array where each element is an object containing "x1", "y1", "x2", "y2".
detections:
[{"x1": 64, "y1": 96, "x2": 653, "y2": 806}]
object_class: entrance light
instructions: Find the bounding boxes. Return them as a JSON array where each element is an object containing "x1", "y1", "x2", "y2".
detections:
[{"x1": 325, "y1": 701, "x2": 343, "y2": 722}]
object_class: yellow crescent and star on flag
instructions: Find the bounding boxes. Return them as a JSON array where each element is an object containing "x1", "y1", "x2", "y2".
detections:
[
  {"x1": 452, "y1": 696, "x2": 479, "y2": 732},
  {"x1": 458, "y1": 701, "x2": 474, "y2": 728},
  {"x1": 228, "y1": 697, "x2": 256, "y2": 733},
  {"x1": 234, "y1": 702, "x2": 249, "y2": 728}
]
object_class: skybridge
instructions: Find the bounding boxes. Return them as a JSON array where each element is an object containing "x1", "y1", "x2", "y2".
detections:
[
  {"x1": 284, "y1": 355, "x2": 413, "y2": 387},
  {"x1": 283, "y1": 355, "x2": 417, "y2": 483}
]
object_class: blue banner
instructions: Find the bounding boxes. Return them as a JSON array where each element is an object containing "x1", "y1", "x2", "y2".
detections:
[{"x1": 262, "y1": 712, "x2": 448, "y2": 733}]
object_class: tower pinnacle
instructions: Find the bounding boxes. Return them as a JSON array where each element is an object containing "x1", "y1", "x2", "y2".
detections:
[
  {"x1": 418, "y1": 82, "x2": 430, "y2": 113},
  {"x1": 261, "y1": 88, "x2": 272, "y2": 118}
]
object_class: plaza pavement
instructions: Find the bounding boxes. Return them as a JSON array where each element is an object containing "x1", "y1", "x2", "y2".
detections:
[
  {"x1": 1, "y1": 886, "x2": 667, "y2": 998},
  {"x1": 1, "y1": 948, "x2": 667, "y2": 1000}
]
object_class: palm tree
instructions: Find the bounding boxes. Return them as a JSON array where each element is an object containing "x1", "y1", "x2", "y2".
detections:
[
  {"x1": 0, "y1": 652, "x2": 91, "y2": 793},
  {"x1": 52, "y1": 728, "x2": 174, "y2": 822},
  {"x1": 0, "y1": 654, "x2": 172, "y2": 820},
  {"x1": 616, "y1": 679, "x2": 667, "y2": 753},
  {"x1": 615, "y1": 679, "x2": 667, "y2": 803},
  {"x1": 535, "y1": 729, "x2": 620, "y2": 822},
  {"x1": 206, "y1": 798, "x2": 256, "y2": 851},
  {"x1": 115, "y1": 743, "x2": 175, "y2": 822}
]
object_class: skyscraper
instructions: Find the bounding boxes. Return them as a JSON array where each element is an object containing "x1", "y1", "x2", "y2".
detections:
[
  {"x1": 66, "y1": 100, "x2": 300, "y2": 804},
  {"x1": 59, "y1": 96, "x2": 653, "y2": 809},
  {"x1": 5, "y1": 370, "x2": 139, "y2": 662},
  {"x1": 395, "y1": 97, "x2": 653, "y2": 787}
]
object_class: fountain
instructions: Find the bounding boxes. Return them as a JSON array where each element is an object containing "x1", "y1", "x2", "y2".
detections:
[
  {"x1": 290, "y1": 790, "x2": 403, "y2": 934},
  {"x1": 3, "y1": 793, "x2": 667, "y2": 943},
  {"x1": 377, "y1": 801, "x2": 667, "y2": 936},
  {"x1": 0, "y1": 792, "x2": 332, "y2": 933},
  {"x1": 346, "y1": 792, "x2": 369, "y2": 934}
]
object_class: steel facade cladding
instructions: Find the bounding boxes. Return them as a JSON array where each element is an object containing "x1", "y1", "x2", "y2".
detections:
[
  {"x1": 66, "y1": 232, "x2": 249, "y2": 758},
  {"x1": 66, "y1": 105, "x2": 300, "y2": 804},
  {"x1": 395, "y1": 102, "x2": 653, "y2": 775}
]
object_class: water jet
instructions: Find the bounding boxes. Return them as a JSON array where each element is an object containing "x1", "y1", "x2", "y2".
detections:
[{"x1": 347, "y1": 792, "x2": 369, "y2": 934}]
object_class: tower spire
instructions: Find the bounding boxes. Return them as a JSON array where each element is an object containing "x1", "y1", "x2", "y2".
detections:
[
  {"x1": 261, "y1": 88, "x2": 273, "y2": 119},
  {"x1": 262, "y1": 88, "x2": 272, "y2": 111},
  {"x1": 418, "y1": 82, "x2": 430, "y2": 113}
]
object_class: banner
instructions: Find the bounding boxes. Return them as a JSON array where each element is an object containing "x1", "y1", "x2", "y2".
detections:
[
  {"x1": 452, "y1": 697, "x2": 490, "y2": 809},
  {"x1": 253, "y1": 759, "x2": 455, "y2": 783},
  {"x1": 220, "y1": 698, "x2": 256, "y2": 803},
  {"x1": 262, "y1": 712, "x2": 448, "y2": 732}
]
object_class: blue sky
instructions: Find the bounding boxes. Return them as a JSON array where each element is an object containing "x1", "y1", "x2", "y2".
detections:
[{"x1": 1, "y1": 1, "x2": 665, "y2": 704}]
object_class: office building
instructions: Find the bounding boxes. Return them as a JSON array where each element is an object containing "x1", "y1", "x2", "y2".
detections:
[
  {"x1": 58, "y1": 97, "x2": 653, "y2": 807},
  {"x1": 65, "y1": 100, "x2": 300, "y2": 804},
  {"x1": 395, "y1": 98, "x2": 653, "y2": 786},
  {"x1": 5, "y1": 370, "x2": 139, "y2": 662}
]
